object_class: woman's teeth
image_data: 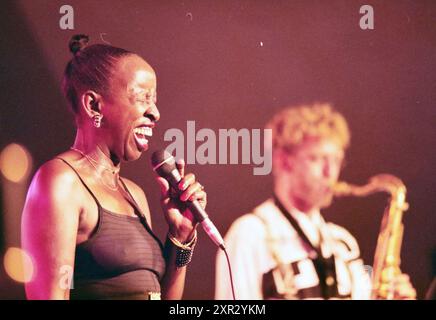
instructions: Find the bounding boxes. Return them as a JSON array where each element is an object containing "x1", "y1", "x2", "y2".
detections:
[
  {"x1": 133, "y1": 127, "x2": 152, "y2": 150},
  {"x1": 133, "y1": 127, "x2": 153, "y2": 137}
]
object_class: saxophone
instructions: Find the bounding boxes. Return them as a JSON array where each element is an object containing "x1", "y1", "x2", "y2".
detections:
[{"x1": 334, "y1": 174, "x2": 409, "y2": 299}]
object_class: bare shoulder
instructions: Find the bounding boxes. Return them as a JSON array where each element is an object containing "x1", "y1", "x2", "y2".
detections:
[
  {"x1": 22, "y1": 158, "x2": 83, "y2": 299},
  {"x1": 30, "y1": 158, "x2": 79, "y2": 195},
  {"x1": 24, "y1": 158, "x2": 83, "y2": 218},
  {"x1": 121, "y1": 177, "x2": 152, "y2": 223}
]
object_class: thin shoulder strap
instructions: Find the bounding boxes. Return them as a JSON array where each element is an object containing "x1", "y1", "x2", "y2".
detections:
[
  {"x1": 118, "y1": 178, "x2": 142, "y2": 213},
  {"x1": 120, "y1": 177, "x2": 163, "y2": 248},
  {"x1": 118, "y1": 178, "x2": 164, "y2": 251},
  {"x1": 55, "y1": 157, "x2": 102, "y2": 208},
  {"x1": 118, "y1": 178, "x2": 151, "y2": 224}
]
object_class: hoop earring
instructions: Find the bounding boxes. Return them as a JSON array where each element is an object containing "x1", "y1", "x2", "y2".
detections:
[{"x1": 93, "y1": 114, "x2": 103, "y2": 128}]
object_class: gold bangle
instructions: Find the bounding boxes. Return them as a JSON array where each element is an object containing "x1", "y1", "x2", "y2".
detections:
[{"x1": 167, "y1": 230, "x2": 197, "y2": 250}]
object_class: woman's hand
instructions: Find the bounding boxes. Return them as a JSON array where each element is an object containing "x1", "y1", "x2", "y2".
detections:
[{"x1": 155, "y1": 159, "x2": 206, "y2": 243}]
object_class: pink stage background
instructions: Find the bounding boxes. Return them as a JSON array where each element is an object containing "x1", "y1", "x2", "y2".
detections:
[{"x1": 0, "y1": 0, "x2": 435, "y2": 299}]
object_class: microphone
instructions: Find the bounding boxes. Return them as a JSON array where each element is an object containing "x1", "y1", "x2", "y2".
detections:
[{"x1": 151, "y1": 150, "x2": 226, "y2": 250}]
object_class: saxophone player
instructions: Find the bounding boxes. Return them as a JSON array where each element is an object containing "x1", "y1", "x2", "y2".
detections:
[{"x1": 215, "y1": 103, "x2": 416, "y2": 300}]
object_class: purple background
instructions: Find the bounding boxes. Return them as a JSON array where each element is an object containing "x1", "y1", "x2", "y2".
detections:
[{"x1": 0, "y1": 0, "x2": 435, "y2": 299}]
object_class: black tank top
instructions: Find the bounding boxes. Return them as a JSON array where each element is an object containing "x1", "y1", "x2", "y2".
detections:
[{"x1": 56, "y1": 158, "x2": 166, "y2": 300}]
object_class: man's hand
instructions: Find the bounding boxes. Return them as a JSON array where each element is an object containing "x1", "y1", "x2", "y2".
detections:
[
  {"x1": 380, "y1": 273, "x2": 416, "y2": 300},
  {"x1": 390, "y1": 273, "x2": 417, "y2": 300}
]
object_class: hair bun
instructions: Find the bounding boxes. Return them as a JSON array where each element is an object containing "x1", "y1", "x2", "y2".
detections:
[{"x1": 69, "y1": 34, "x2": 90, "y2": 56}]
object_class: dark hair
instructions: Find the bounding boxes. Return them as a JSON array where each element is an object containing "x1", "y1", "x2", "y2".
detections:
[{"x1": 62, "y1": 34, "x2": 133, "y2": 113}]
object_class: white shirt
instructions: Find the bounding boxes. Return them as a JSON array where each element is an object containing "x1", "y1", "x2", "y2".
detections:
[{"x1": 215, "y1": 199, "x2": 371, "y2": 300}]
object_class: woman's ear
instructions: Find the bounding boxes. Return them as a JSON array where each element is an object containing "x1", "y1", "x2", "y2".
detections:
[{"x1": 80, "y1": 90, "x2": 102, "y2": 118}]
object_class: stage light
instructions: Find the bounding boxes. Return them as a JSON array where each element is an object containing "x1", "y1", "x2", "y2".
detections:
[
  {"x1": 0, "y1": 143, "x2": 32, "y2": 183},
  {"x1": 3, "y1": 247, "x2": 34, "y2": 283}
]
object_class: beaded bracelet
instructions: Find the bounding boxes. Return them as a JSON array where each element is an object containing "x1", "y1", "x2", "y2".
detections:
[
  {"x1": 167, "y1": 230, "x2": 198, "y2": 268},
  {"x1": 167, "y1": 230, "x2": 197, "y2": 250}
]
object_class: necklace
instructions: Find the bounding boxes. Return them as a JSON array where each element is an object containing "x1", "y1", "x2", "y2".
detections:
[
  {"x1": 70, "y1": 147, "x2": 120, "y2": 191},
  {"x1": 71, "y1": 147, "x2": 119, "y2": 174}
]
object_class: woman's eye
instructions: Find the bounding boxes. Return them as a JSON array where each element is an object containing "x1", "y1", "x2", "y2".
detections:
[{"x1": 136, "y1": 91, "x2": 156, "y2": 105}]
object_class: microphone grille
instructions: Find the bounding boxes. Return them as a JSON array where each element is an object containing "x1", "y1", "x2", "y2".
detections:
[{"x1": 151, "y1": 150, "x2": 172, "y2": 167}]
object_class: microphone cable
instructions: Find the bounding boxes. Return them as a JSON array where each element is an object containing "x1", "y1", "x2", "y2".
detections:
[{"x1": 222, "y1": 247, "x2": 236, "y2": 300}]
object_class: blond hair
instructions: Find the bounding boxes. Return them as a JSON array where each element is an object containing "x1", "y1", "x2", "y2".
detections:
[{"x1": 266, "y1": 103, "x2": 350, "y2": 153}]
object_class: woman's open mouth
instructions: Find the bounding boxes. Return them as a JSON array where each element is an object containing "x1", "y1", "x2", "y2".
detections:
[{"x1": 133, "y1": 126, "x2": 153, "y2": 151}]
